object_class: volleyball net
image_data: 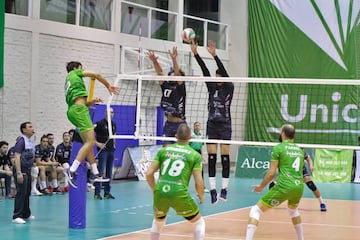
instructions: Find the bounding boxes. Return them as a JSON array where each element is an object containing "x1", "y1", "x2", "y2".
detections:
[{"x1": 107, "y1": 74, "x2": 360, "y2": 150}]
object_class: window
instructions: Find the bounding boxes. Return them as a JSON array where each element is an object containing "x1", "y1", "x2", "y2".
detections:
[
  {"x1": 40, "y1": 0, "x2": 76, "y2": 24},
  {"x1": 80, "y1": 0, "x2": 113, "y2": 30},
  {"x1": 5, "y1": 0, "x2": 28, "y2": 16}
]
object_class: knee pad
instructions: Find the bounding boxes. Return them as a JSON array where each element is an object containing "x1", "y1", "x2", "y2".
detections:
[
  {"x1": 221, "y1": 155, "x2": 230, "y2": 178},
  {"x1": 287, "y1": 208, "x2": 300, "y2": 218},
  {"x1": 208, "y1": 154, "x2": 217, "y2": 177},
  {"x1": 31, "y1": 167, "x2": 39, "y2": 177},
  {"x1": 306, "y1": 181, "x2": 317, "y2": 191},
  {"x1": 249, "y1": 205, "x2": 262, "y2": 221}
]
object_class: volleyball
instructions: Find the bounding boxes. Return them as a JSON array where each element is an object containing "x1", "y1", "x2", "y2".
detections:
[{"x1": 182, "y1": 28, "x2": 196, "y2": 43}]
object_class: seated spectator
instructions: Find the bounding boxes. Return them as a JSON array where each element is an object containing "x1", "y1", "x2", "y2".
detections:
[
  {"x1": 35, "y1": 135, "x2": 61, "y2": 194},
  {"x1": 46, "y1": 133, "x2": 56, "y2": 161},
  {"x1": 0, "y1": 141, "x2": 14, "y2": 198},
  {"x1": 55, "y1": 132, "x2": 72, "y2": 192}
]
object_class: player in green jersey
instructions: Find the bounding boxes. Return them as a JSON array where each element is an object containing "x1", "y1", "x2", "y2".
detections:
[
  {"x1": 146, "y1": 124, "x2": 205, "y2": 240},
  {"x1": 245, "y1": 124, "x2": 305, "y2": 240},
  {"x1": 64, "y1": 61, "x2": 119, "y2": 188}
]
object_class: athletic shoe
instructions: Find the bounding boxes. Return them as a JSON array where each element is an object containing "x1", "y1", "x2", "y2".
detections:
[
  {"x1": 25, "y1": 215, "x2": 35, "y2": 221},
  {"x1": 31, "y1": 189, "x2": 43, "y2": 196},
  {"x1": 64, "y1": 169, "x2": 78, "y2": 188},
  {"x1": 87, "y1": 182, "x2": 95, "y2": 190},
  {"x1": 94, "y1": 194, "x2": 103, "y2": 200},
  {"x1": 12, "y1": 218, "x2": 26, "y2": 224},
  {"x1": 320, "y1": 203, "x2": 327, "y2": 212},
  {"x1": 204, "y1": 188, "x2": 210, "y2": 193},
  {"x1": 93, "y1": 175, "x2": 110, "y2": 183},
  {"x1": 39, "y1": 188, "x2": 52, "y2": 195},
  {"x1": 52, "y1": 187, "x2": 64, "y2": 195},
  {"x1": 219, "y1": 188, "x2": 228, "y2": 201},
  {"x1": 104, "y1": 193, "x2": 115, "y2": 199},
  {"x1": 210, "y1": 189, "x2": 218, "y2": 204}
]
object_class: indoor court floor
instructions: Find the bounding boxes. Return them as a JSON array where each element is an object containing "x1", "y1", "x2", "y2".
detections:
[{"x1": 0, "y1": 177, "x2": 359, "y2": 240}]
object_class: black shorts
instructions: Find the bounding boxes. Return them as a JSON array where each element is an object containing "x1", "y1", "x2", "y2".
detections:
[
  {"x1": 303, "y1": 166, "x2": 311, "y2": 177},
  {"x1": 206, "y1": 120, "x2": 232, "y2": 140},
  {"x1": 163, "y1": 120, "x2": 187, "y2": 144}
]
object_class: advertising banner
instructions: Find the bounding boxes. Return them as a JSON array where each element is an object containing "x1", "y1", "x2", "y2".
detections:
[
  {"x1": 313, "y1": 149, "x2": 353, "y2": 182},
  {"x1": 247, "y1": 0, "x2": 360, "y2": 146},
  {"x1": 235, "y1": 146, "x2": 271, "y2": 178},
  {"x1": 113, "y1": 145, "x2": 162, "y2": 180}
]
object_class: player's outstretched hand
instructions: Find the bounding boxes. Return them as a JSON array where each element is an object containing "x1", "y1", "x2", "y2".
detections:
[
  {"x1": 198, "y1": 194, "x2": 204, "y2": 204},
  {"x1": 252, "y1": 185, "x2": 264, "y2": 193},
  {"x1": 108, "y1": 86, "x2": 119, "y2": 95},
  {"x1": 146, "y1": 51, "x2": 158, "y2": 62},
  {"x1": 168, "y1": 47, "x2": 178, "y2": 59},
  {"x1": 86, "y1": 97, "x2": 103, "y2": 107},
  {"x1": 207, "y1": 40, "x2": 216, "y2": 56},
  {"x1": 190, "y1": 39, "x2": 198, "y2": 55}
]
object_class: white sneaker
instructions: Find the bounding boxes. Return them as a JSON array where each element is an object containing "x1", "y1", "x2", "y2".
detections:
[
  {"x1": 87, "y1": 183, "x2": 95, "y2": 190},
  {"x1": 25, "y1": 215, "x2": 35, "y2": 220},
  {"x1": 12, "y1": 218, "x2": 26, "y2": 224},
  {"x1": 31, "y1": 189, "x2": 43, "y2": 196}
]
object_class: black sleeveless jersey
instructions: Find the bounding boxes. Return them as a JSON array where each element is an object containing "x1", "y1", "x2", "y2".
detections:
[
  {"x1": 206, "y1": 82, "x2": 234, "y2": 122},
  {"x1": 160, "y1": 82, "x2": 186, "y2": 120}
]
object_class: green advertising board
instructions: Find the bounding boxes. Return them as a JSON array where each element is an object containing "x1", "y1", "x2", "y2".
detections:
[
  {"x1": 247, "y1": 0, "x2": 360, "y2": 146},
  {"x1": 312, "y1": 149, "x2": 353, "y2": 182},
  {"x1": 235, "y1": 146, "x2": 271, "y2": 178}
]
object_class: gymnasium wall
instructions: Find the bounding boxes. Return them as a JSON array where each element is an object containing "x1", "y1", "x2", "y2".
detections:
[{"x1": 1, "y1": 6, "x2": 249, "y2": 155}]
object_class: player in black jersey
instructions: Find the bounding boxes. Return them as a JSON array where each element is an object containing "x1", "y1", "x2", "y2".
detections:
[
  {"x1": 147, "y1": 47, "x2": 187, "y2": 146},
  {"x1": 191, "y1": 40, "x2": 234, "y2": 204}
]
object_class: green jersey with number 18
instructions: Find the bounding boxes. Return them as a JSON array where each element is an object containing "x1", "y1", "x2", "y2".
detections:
[
  {"x1": 154, "y1": 143, "x2": 202, "y2": 193},
  {"x1": 271, "y1": 140, "x2": 304, "y2": 188}
]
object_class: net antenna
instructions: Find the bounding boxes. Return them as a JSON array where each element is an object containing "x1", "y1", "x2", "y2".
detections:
[{"x1": 108, "y1": 75, "x2": 360, "y2": 150}]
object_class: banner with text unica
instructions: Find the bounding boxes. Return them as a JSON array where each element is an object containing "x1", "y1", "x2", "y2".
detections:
[
  {"x1": 312, "y1": 149, "x2": 353, "y2": 182},
  {"x1": 235, "y1": 146, "x2": 271, "y2": 178}
]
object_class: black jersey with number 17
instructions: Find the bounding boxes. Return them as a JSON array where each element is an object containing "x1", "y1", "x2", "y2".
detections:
[{"x1": 160, "y1": 82, "x2": 186, "y2": 120}]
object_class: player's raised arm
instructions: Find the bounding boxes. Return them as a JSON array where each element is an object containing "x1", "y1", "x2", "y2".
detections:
[
  {"x1": 83, "y1": 71, "x2": 119, "y2": 95},
  {"x1": 146, "y1": 50, "x2": 164, "y2": 75}
]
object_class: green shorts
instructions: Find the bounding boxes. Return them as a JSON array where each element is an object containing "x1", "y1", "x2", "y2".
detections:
[
  {"x1": 67, "y1": 104, "x2": 94, "y2": 133},
  {"x1": 260, "y1": 182, "x2": 304, "y2": 208},
  {"x1": 153, "y1": 186, "x2": 199, "y2": 218}
]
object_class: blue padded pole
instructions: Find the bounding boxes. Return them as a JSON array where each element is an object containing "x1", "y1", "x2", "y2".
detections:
[{"x1": 68, "y1": 140, "x2": 87, "y2": 229}]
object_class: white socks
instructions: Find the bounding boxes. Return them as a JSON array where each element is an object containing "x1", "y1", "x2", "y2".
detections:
[
  {"x1": 294, "y1": 223, "x2": 304, "y2": 240},
  {"x1": 222, "y1": 177, "x2": 229, "y2": 189},
  {"x1": 245, "y1": 224, "x2": 257, "y2": 240},
  {"x1": 150, "y1": 218, "x2": 166, "y2": 240},
  {"x1": 193, "y1": 217, "x2": 205, "y2": 240},
  {"x1": 69, "y1": 159, "x2": 81, "y2": 172},
  {"x1": 209, "y1": 177, "x2": 216, "y2": 190},
  {"x1": 91, "y1": 163, "x2": 99, "y2": 175}
]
